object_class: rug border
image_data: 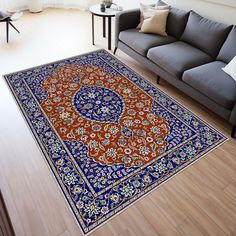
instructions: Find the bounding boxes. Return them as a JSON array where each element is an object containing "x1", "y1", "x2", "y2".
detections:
[{"x1": 3, "y1": 49, "x2": 229, "y2": 235}]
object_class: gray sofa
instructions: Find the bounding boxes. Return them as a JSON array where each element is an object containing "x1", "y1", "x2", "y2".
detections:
[{"x1": 114, "y1": 7, "x2": 236, "y2": 137}]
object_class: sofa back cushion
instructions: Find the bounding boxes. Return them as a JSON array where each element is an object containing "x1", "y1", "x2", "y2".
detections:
[
  {"x1": 167, "y1": 8, "x2": 190, "y2": 39},
  {"x1": 181, "y1": 11, "x2": 232, "y2": 58},
  {"x1": 156, "y1": 0, "x2": 189, "y2": 39},
  {"x1": 217, "y1": 26, "x2": 236, "y2": 63}
]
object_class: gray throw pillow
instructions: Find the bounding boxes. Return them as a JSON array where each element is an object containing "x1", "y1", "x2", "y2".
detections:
[
  {"x1": 181, "y1": 11, "x2": 232, "y2": 58},
  {"x1": 156, "y1": 0, "x2": 190, "y2": 39},
  {"x1": 217, "y1": 26, "x2": 236, "y2": 63}
]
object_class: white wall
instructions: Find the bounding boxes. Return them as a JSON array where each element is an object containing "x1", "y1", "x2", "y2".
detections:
[
  {"x1": 167, "y1": 0, "x2": 236, "y2": 24},
  {"x1": 115, "y1": 0, "x2": 236, "y2": 24}
]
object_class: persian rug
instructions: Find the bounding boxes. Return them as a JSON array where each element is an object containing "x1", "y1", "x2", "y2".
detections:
[{"x1": 4, "y1": 49, "x2": 227, "y2": 234}]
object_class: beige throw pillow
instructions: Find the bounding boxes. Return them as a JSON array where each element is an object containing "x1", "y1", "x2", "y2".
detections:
[
  {"x1": 137, "y1": 3, "x2": 170, "y2": 29},
  {"x1": 140, "y1": 10, "x2": 169, "y2": 36}
]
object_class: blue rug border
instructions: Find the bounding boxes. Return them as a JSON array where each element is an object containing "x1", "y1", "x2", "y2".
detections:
[{"x1": 3, "y1": 49, "x2": 228, "y2": 235}]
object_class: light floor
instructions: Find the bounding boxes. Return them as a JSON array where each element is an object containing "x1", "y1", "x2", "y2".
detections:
[{"x1": 0, "y1": 9, "x2": 236, "y2": 236}]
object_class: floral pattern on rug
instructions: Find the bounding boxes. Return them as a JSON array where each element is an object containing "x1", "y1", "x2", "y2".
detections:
[
  {"x1": 5, "y1": 49, "x2": 227, "y2": 234},
  {"x1": 40, "y1": 64, "x2": 169, "y2": 168}
]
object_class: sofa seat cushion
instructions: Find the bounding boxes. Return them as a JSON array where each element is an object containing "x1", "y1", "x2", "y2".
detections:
[
  {"x1": 147, "y1": 41, "x2": 213, "y2": 78},
  {"x1": 183, "y1": 61, "x2": 236, "y2": 109},
  {"x1": 119, "y1": 29, "x2": 176, "y2": 56}
]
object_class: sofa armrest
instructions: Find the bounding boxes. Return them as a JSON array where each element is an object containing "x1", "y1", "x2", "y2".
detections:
[
  {"x1": 115, "y1": 9, "x2": 140, "y2": 47},
  {"x1": 230, "y1": 102, "x2": 236, "y2": 126}
]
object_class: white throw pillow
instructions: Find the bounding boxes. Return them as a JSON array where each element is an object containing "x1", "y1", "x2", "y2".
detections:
[
  {"x1": 222, "y1": 56, "x2": 236, "y2": 82},
  {"x1": 137, "y1": 3, "x2": 170, "y2": 29},
  {"x1": 140, "y1": 9, "x2": 169, "y2": 36}
]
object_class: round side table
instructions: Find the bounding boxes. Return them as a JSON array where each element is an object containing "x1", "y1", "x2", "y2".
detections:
[{"x1": 90, "y1": 4, "x2": 120, "y2": 50}]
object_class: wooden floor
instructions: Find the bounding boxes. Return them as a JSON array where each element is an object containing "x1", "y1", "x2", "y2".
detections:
[{"x1": 0, "y1": 9, "x2": 236, "y2": 236}]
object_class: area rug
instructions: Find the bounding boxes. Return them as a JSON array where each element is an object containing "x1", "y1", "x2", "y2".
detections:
[{"x1": 4, "y1": 49, "x2": 227, "y2": 235}]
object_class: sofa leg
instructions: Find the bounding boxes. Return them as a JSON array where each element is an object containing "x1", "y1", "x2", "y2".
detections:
[
  {"x1": 113, "y1": 47, "x2": 118, "y2": 55},
  {"x1": 231, "y1": 126, "x2": 236, "y2": 138},
  {"x1": 156, "y1": 75, "x2": 160, "y2": 84}
]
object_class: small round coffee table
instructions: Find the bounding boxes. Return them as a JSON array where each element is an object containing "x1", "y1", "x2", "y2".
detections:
[{"x1": 90, "y1": 4, "x2": 120, "y2": 50}]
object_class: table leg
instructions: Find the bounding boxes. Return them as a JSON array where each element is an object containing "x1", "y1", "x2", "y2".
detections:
[
  {"x1": 6, "y1": 18, "x2": 9, "y2": 43},
  {"x1": 108, "y1": 17, "x2": 111, "y2": 50},
  {"x1": 92, "y1": 14, "x2": 95, "y2": 45},
  {"x1": 103, "y1": 16, "x2": 106, "y2": 38}
]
